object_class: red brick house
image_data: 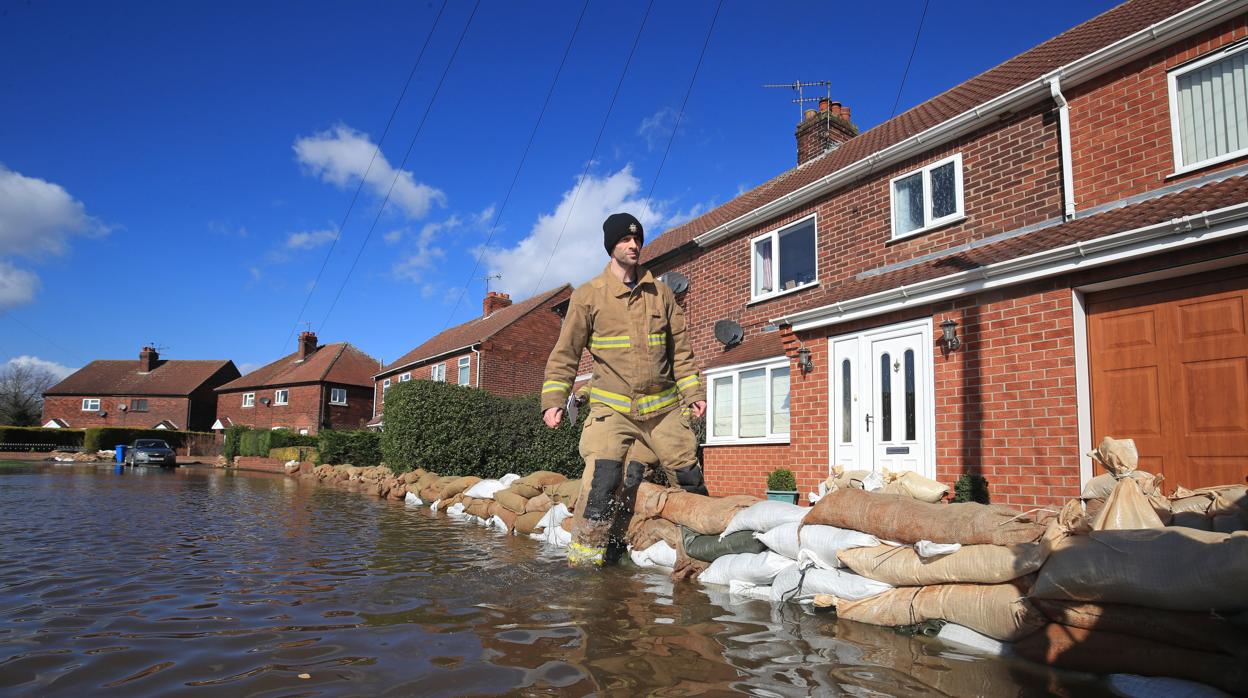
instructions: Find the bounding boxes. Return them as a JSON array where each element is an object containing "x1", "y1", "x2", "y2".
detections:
[
  {"x1": 42, "y1": 347, "x2": 239, "y2": 432},
  {"x1": 215, "y1": 332, "x2": 380, "y2": 435},
  {"x1": 369, "y1": 286, "x2": 572, "y2": 428},
  {"x1": 641, "y1": 0, "x2": 1248, "y2": 507}
]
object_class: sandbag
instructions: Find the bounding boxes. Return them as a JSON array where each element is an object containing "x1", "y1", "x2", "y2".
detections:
[
  {"x1": 1088, "y1": 436, "x2": 1138, "y2": 477},
  {"x1": 530, "y1": 504, "x2": 573, "y2": 546},
  {"x1": 442, "y1": 493, "x2": 466, "y2": 509},
  {"x1": 499, "y1": 473, "x2": 520, "y2": 485},
  {"x1": 719, "y1": 500, "x2": 810, "y2": 539},
  {"x1": 1081, "y1": 470, "x2": 1155, "y2": 500},
  {"x1": 1213, "y1": 514, "x2": 1248, "y2": 533},
  {"x1": 509, "y1": 470, "x2": 567, "y2": 498},
  {"x1": 525, "y1": 493, "x2": 554, "y2": 513},
  {"x1": 560, "y1": 515, "x2": 573, "y2": 532},
  {"x1": 769, "y1": 566, "x2": 891, "y2": 604},
  {"x1": 463, "y1": 478, "x2": 508, "y2": 500},
  {"x1": 1031, "y1": 599, "x2": 1248, "y2": 659},
  {"x1": 630, "y1": 541, "x2": 678, "y2": 568},
  {"x1": 835, "y1": 578, "x2": 1045, "y2": 642},
  {"x1": 1091, "y1": 477, "x2": 1166, "y2": 530},
  {"x1": 838, "y1": 526, "x2": 1059, "y2": 585},
  {"x1": 628, "y1": 516, "x2": 681, "y2": 551},
  {"x1": 660, "y1": 491, "x2": 760, "y2": 535},
  {"x1": 1015, "y1": 624, "x2": 1248, "y2": 695},
  {"x1": 404, "y1": 491, "x2": 422, "y2": 506},
  {"x1": 513, "y1": 510, "x2": 545, "y2": 535},
  {"x1": 681, "y1": 527, "x2": 767, "y2": 562},
  {"x1": 754, "y1": 521, "x2": 880, "y2": 563},
  {"x1": 1032, "y1": 528, "x2": 1248, "y2": 611},
  {"x1": 494, "y1": 487, "x2": 530, "y2": 515},
  {"x1": 1172, "y1": 511, "x2": 1215, "y2": 530},
  {"x1": 880, "y1": 469, "x2": 948, "y2": 503},
  {"x1": 829, "y1": 466, "x2": 882, "y2": 491},
  {"x1": 804, "y1": 488, "x2": 1045, "y2": 546},
  {"x1": 544, "y1": 479, "x2": 582, "y2": 508},
  {"x1": 437, "y1": 475, "x2": 481, "y2": 501},
  {"x1": 698, "y1": 551, "x2": 795, "y2": 586},
  {"x1": 465, "y1": 499, "x2": 491, "y2": 519},
  {"x1": 490, "y1": 506, "x2": 518, "y2": 533},
  {"x1": 412, "y1": 471, "x2": 440, "y2": 493},
  {"x1": 401, "y1": 468, "x2": 426, "y2": 485}
]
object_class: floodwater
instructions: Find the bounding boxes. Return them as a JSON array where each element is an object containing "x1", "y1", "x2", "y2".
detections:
[{"x1": 0, "y1": 462, "x2": 1110, "y2": 697}]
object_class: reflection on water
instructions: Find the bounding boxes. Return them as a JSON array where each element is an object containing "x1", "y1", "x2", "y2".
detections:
[{"x1": 0, "y1": 463, "x2": 1108, "y2": 696}]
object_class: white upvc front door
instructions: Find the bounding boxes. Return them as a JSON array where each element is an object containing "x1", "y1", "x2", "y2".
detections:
[{"x1": 828, "y1": 318, "x2": 935, "y2": 478}]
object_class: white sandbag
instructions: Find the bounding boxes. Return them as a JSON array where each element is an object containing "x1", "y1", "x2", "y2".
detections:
[
  {"x1": 699, "y1": 551, "x2": 795, "y2": 586},
  {"x1": 404, "y1": 491, "x2": 423, "y2": 506},
  {"x1": 916, "y1": 540, "x2": 962, "y2": 557},
  {"x1": 936, "y1": 623, "x2": 1009, "y2": 657},
  {"x1": 463, "y1": 478, "x2": 508, "y2": 499},
  {"x1": 430, "y1": 498, "x2": 442, "y2": 512},
  {"x1": 755, "y1": 522, "x2": 880, "y2": 564},
  {"x1": 487, "y1": 515, "x2": 510, "y2": 532},
  {"x1": 769, "y1": 565, "x2": 892, "y2": 604},
  {"x1": 728, "y1": 580, "x2": 773, "y2": 602},
  {"x1": 499, "y1": 473, "x2": 521, "y2": 486},
  {"x1": 529, "y1": 504, "x2": 573, "y2": 547},
  {"x1": 754, "y1": 522, "x2": 802, "y2": 559},
  {"x1": 535, "y1": 503, "x2": 571, "y2": 532},
  {"x1": 630, "y1": 541, "x2": 678, "y2": 569},
  {"x1": 1107, "y1": 674, "x2": 1228, "y2": 698},
  {"x1": 719, "y1": 501, "x2": 810, "y2": 540},
  {"x1": 445, "y1": 502, "x2": 466, "y2": 518}
]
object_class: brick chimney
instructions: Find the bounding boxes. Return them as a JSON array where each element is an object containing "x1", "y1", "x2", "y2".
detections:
[
  {"x1": 138, "y1": 346, "x2": 159, "y2": 373},
  {"x1": 297, "y1": 331, "x2": 318, "y2": 362},
  {"x1": 483, "y1": 291, "x2": 512, "y2": 316},
  {"x1": 795, "y1": 97, "x2": 858, "y2": 166}
]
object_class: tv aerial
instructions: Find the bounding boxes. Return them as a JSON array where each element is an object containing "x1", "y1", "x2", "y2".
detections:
[{"x1": 763, "y1": 80, "x2": 832, "y2": 120}]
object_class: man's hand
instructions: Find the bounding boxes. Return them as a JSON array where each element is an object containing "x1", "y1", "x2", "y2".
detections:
[
  {"x1": 690, "y1": 400, "x2": 707, "y2": 419},
  {"x1": 543, "y1": 407, "x2": 565, "y2": 428}
]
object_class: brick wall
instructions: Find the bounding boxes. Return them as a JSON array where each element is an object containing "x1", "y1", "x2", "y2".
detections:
[
  {"x1": 480, "y1": 295, "x2": 567, "y2": 397},
  {"x1": 43, "y1": 395, "x2": 193, "y2": 430},
  {"x1": 218, "y1": 383, "x2": 369, "y2": 435}
]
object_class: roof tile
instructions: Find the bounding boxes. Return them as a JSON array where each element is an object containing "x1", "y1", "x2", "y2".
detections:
[
  {"x1": 218, "y1": 342, "x2": 380, "y2": 391},
  {"x1": 45, "y1": 359, "x2": 237, "y2": 397}
]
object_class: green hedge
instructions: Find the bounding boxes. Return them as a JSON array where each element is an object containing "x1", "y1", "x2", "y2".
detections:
[
  {"x1": 269, "y1": 446, "x2": 319, "y2": 463},
  {"x1": 0, "y1": 426, "x2": 85, "y2": 451},
  {"x1": 82, "y1": 427, "x2": 207, "y2": 452},
  {"x1": 223, "y1": 424, "x2": 248, "y2": 461},
  {"x1": 317, "y1": 430, "x2": 381, "y2": 467},
  {"x1": 379, "y1": 379, "x2": 585, "y2": 477},
  {"x1": 223, "y1": 426, "x2": 318, "y2": 459}
]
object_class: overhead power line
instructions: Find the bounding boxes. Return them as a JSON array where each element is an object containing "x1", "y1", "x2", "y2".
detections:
[
  {"x1": 442, "y1": 0, "x2": 592, "y2": 330},
  {"x1": 280, "y1": 0, "x2": 451, "y2": 354},
  {"x1": 889, "y1": 0, "x2": 931, "y2": 120},
  {"x1": 0, "y1": 311, "x2": 86, "y2": 365},
  {"x1": 318, "y1": 0, "x2": 482, "y2": 334}
]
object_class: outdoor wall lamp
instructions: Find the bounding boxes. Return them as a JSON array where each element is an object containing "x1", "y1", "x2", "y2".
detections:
[
  {"x1": 940, "y1": 318, "x2": 962, "y2": 352},
  {"x1": 797, "y1": 345, "x2": 814, "y2": 374}
]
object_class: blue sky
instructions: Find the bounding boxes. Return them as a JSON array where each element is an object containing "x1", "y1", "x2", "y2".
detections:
[{"x1": 0, "y1": 0, "x2": 1118, "y2": 378}]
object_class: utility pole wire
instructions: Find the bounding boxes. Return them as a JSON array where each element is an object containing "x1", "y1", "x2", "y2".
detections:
[
  {"x1": 280, "y1": 0, "x2": 450, "y2": 354},
  {"x1": 888, "y1": 0, "x2": 930, "y2": 120},
  {"x1": 318, "y1": 0, "x2": 482, "y2": 334},
  {"x1": 442, "y1": 0, "x2": 591, "y2": 330},
  {"x1": 0, "y1": 311, "x2": 86, "y2": 365}
]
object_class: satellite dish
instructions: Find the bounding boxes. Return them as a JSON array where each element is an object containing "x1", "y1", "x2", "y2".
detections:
[
  {"x1": 658, "y1": 271, "x2": 690, "y2": 294},
  {"x1": 97, "y1": 410, "x2": 107, "y2": 418},
  {"x1": 713, "y1": 319, "x2": 744, "y2": 347},
  {"x1": 119, "y1": 404, "x2": 128, "y2": 412}
]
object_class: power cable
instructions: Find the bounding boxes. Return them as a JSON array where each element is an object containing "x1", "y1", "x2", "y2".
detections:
[
  {"x1": 528, "y1": 0, "x2": 655, "y2": 298},
  {"x1": 317, "y1": 0, "x2": 482, "y2": 333},
  {"x1": 442, "y1": 0, "x2": 591, "y2": 330},
  {"x1": 279, "y1": 0, "x2": 450, "y2": 354},
  {"x1": 888, "y1": 0, "x2": 930, "y2": 120},
  {"x1": 0, "y1": 311, "x2": 86, "y2": 365}
]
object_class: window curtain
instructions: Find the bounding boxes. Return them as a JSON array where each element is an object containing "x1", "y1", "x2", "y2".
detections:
[
  {"x1": 738, "y1": 368, "x2": 767, "y2": 437},
  {"x1": 770, "y1": 366, "x2": 790, "y2": 434},
  {"x1": 1177, "y1": 51, "x2": 1248, "y2": 166},
  {"x1": 712, "y1": 376, "x2": 733, "y2": 437},
  {"x1": 754, "y1": 239, "x2": 773, "y2": 294}
]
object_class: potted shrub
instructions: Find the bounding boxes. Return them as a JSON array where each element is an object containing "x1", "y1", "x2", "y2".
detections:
[{"x1": 766, "y1": 468, "x2": 799, "y2": 504}]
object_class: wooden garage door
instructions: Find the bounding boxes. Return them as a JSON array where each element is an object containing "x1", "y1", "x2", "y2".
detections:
[{"x1": 1088, "y1": 269, "x2": 1248, "y2": 491}]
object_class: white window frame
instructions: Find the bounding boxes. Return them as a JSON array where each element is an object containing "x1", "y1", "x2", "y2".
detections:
[
  {"x1": 889, "y1": 153, "x2": 965, "y2": 240},
  {"x1": 704, "y1": 357, "x2": 791, "y2": 445},
  {"x1": 81, "y1": 398, "x2": 100, "y2": 411},
  {"x1": 431, "y1": 363, "x2": 446, "y2": 382},
  {"x1": 381, "y1": 378, "x2": 391, "y2": 401},
  {"x1": 457, "y1": 356, "x2": 471, "y2": 385},
  {"x1": 1168, "y1": 42, "x2": 1248, "y2": 175},
  {"x1": 242, "y1": 392, "x2": 255, "y2": 408},
  {"x1": 749, "y1": 214, "x2": 819, "y2": 303},
  {"x1": 329, "y1": 387, "x2": 347, "y2": 405},
  {"x1": 399, "y1": 372, "x2": 411, "y2": 382},
  {"x1": 274, "y1": 388, "x2": 289, "y2": 405}
]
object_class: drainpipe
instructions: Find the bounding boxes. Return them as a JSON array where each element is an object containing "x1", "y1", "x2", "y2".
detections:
[
  {"x1": 1048, "y1": 76, "x2": 1077, "y2": 220},
  {"x1": 317, "y1": 385, "x2": 325, "y2": 435},
  {"x1": 472, "y1": 344, "x2": 482, "y2": 387}
]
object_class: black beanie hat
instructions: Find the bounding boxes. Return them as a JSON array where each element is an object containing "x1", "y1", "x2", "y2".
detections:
[{"x1": 603, "y1": 212, "x2": 644, "y2": 254}]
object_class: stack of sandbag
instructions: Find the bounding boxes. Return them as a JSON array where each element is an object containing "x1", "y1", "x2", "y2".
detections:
[
  {"x1": 1169, "y1": 485, "x2": 1248, "y2": 532},
  {"x1": 879, "y1": 469, "x2": 949, "y2": 503},
  {"x1": 1079, "y1": 436, "x2": 1171, "y2": 519},
  {"x1": 542, "y1": 478, "x2": 582, "y2": 509}
]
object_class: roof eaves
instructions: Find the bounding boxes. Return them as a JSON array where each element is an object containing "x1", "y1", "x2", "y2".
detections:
[
  {"x1": 317, "y1": 344, "x2": 348, "y2": 383},
  {"x1": 374, "y1": 342, "x2": 479, "y2": 380}
]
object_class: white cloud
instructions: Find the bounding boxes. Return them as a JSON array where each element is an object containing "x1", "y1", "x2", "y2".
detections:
[
  {"x1": 4, "y1": 355, "x2": 76, "y2": 380},
  {"x1": 249, "y1": 266, "x2": 262, "y2": 282},
  {"x1": 294, "y1": 125, "x2": 446, "y2": 220},
  {"x1": 638, "y1": 107, "x2": 681, "y2": 152},
  {"x1": 473, "y1": 204, "x2": 496, "y2": 228},
  {"x1": 383, "y1": 229, "x2": 403, "y2": 244},
  {"x1": 391, "y1": 215, "x2": 459, "y2": 282},
  {"x1": 0, "y1": 260, "x2": 38, "y2": 309},
  {"x1": 477, "y1": 165, "x2": 670, "y2": 297},
  {"x1": 208, "y1": 221, "x2": 248, "y2": 238},
  {"x1": 284, "y1": 228, "x2": 337, "y2": 250}
]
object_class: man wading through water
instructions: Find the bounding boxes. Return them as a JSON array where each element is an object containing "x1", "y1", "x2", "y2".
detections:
[{"x1": 541, "y1": 212, "x2": 708, "y2": 567}]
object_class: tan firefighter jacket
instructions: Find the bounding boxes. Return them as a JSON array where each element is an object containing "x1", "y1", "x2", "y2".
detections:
[{"x1": 542, "y1": 264, "x2": 704, "y2": 420}]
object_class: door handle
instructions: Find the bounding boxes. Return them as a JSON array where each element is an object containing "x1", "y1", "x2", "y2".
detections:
[{"x1": 864, "y1": 413, "x2": 873, "y2": 432}]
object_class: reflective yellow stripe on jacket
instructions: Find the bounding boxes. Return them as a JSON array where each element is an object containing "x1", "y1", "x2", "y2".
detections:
[
  {"x1": 543, "y1": 380, "x2": 571, "y2": 396},
  {"x1": 589, "y1": 387, "x2": 632, "y2": 414},
  {"x1": 647, "y1": 333, "x2": 666, "y2": 347},
  {"x1": 589, "y1": 334, "x2": 630, "y2": 350},
  {"x1": 590, "y1": 385, "x2": 680, "y2": 416},
  {"x1": 676, "y1": 374, "x2": 701, "y2": 393}
]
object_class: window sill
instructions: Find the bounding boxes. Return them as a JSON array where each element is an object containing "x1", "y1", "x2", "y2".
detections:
[
  {"x1": 1167, "y1": 150, "x2": 1248, "y2": 178},
  {"x1": 329, "y1": 402, "x2": 348, "y2": 407},
  {"x1": 704, "y1": 436, "x2": 790, "y2": 447},
  {"x1": 274, "y1": 403, "x2": 289, "y2": 407},
  {"x1": 888, "y1": 214, "x2": 967, "y2": 244},
  {"x1": 747, "y1": 282, "x2": 819, "y2": 307}
]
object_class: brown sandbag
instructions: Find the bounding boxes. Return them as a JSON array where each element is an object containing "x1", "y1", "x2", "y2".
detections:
[
  {"x1": 1015, "y1": 623, "x2": 1248, "y2": 695},
  {"x1": 1088, "y1": 436, "x2": 1138, "y2": 477},
  {"x1": 806, "y1": 488, "x2": 1045, "y2": 546},
  {"x1": 413, "y1": 471, "x2": 440, "y2": 495},
  {"x1": 634, "y1": 482, "x2": 675, "y2": 519},
  {"x1": 510, "y1": 471, "x2": 567, "y2": 498},
  {"x1": 492, "y1": 506, "x2": 518, "y2": 533},
  {"x1": 543, "y1": 479, "x2": 582, "y2": 508},
  {"x1": 1031, "y1": 599, "x2": 1248, "y2": 659},
  {"x1": 421, "y1": 475, "x2": 457, "y2": 502},
  {"x1": 829, "y1": 466, "x2": 873, "y2": 490},
  {"x1": 659, "y1": 491, "x2": 759, "y2": 535},
  {"x1": 1032, "y1": 528, "x2": 1248, "y2": 611},
  {"x1": 514, "y1": 510, "x2": 545, "y2": 535},
  {"x1": 524, "y1": 493, "x2": 554, "y2": 514},
  {"x1": 494, "y1": 487, "x2": 529, "y2": 514},
  {"x1": 1213, "y1": 513, "x2": 1248, "y2": 533},
  {"x1": 838, "y1": 524, "x2": 1062, "y2": 586},
  {"x1": 627, "y1": 515, "x2": 681, "y2": 551},
  {"x1": 466, "y1": 499, "x2": 491, "y2": 519},
  {"x1": 437, "y1": 475, "x2": 481, "y2": 501},
  {"x1": 560, "y1": 515, "x2": 573, "y2": 532},
  {"x1": 834, "y1": 578, "x2": 1045, "y2": 642},
  {"x1": 1090, "y1": 477, "x2": 1166, "y2": 530},
  {"x1": 1199, "y1": 485, "x2": 1248, "y2": 513},
  {"x1": 401, "y1": 468, "x2": 426, "y2": 485},
  {"x1": 880, "y1": 470, "x2": 948, "y2": 503},
  {"x1": 442, "y1": 493, "x2": 465, "y2": 509},
  {"x1": 1172, "y1": 511, "x2": 1215, "y2": 530}
]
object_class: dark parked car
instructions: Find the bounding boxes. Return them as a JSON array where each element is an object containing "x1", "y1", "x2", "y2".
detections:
[{"x1": 125, "y1": 439, "x2": 177, "y2": 467}]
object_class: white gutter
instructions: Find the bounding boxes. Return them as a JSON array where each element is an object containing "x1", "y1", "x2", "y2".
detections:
[
  {"x1": 776, "y1": 201, "x2": 1248, "y2": 332},
  {"x1": 472, "y1": 345, "x2": 482, "y2": 388},
  {"x1": 692, "y1": 0, "x2": 1245, "y2": 249},
  {"x1": 1048, "y1": 77, "x2": 1077, "y2": 220},
  {"x1": 373, "y1": 343, "x2": 476, "y2": 380}
]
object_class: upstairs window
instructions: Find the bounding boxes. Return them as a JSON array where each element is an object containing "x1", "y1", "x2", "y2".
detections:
[
  {"x1": 457, "y1": 356, "x2": 471, "y2": 385},
  {"x1": 431, "y1": 363, "x2": 446, "y2": 382},
  {"x1": 890, "y1": 153, "x2": 964, "y2": 239},
  {"x1": 274, "y1": 389, "x2": 289, "y2": 405},
  {"x1": 130, "y1": 399, "x2": 148, "y2": 412},
  {"x1": 381, "y1": 378, "x2": 391, "y2": 400},
  {"x1": 751, "y1": 216, "x2": 817, "y2": 301},
  {"x1": 1170, "y1": 43, "x2": 1248, "y2": 173},
  {"x1": 400, "y1": 372, "x2": 411, "y2": 382},
  {"x1": 329, "y1": 387, "x2": 347, "y2": 405},
  {"x1": 81, "y1": 398, "x2": 100, "y2": 411},
  {"x1": 242, "y1": 393, "x2": 255, "y2": 408}
]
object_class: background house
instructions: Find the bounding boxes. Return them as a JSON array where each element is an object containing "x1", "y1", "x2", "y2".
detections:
[
  {"x1": 42, "y1": 346, "x2": 239, "y2": 432},
  {"x1": 370, "y1": 286, "x2": 572, "y2": 428},
  {"x1": 215, "y1": 332, "x2": 379, "y2": 435},
  {"x1": 640, "y1": 0, "x2": 1248, "y2": 506}
]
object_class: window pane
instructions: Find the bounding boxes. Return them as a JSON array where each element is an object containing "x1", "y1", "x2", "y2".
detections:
[
  {"x1": 712, "y1": 377, "x2": 733, "y2": 437},
  {"x1": 930, "y1": 162, "x2": 957, "y2": 218},
  {"x1": 841, "y1": 359, "x2": 852, "y2": 444},
  {"x1": 458, "y1": 359, "x2": 470, "y2": 385},
  {"x1": 770, "y1": 366, "x2": 790, "y2": 435},
  {"x1": 880, "y1": 353, "x2": 892, "y2": 441},
  {"x1": 739, "y1": 368, "x2": 767, "y2": 438},
  {"x1": 893, "y1": 173, "x2": 924, "y2": 234},
  {"x1": 777, "y1": 221, "x2": 817, "y2": 290},
  {"x1": 1177, "y1": 52, "x2": 1248, "y2": 166},
  {"x1": 904, "y1": 349, "x2": 916, "y2": 441},
  {"x1": 753, "y1": 237, "x2": 773, "y2": 295}
]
